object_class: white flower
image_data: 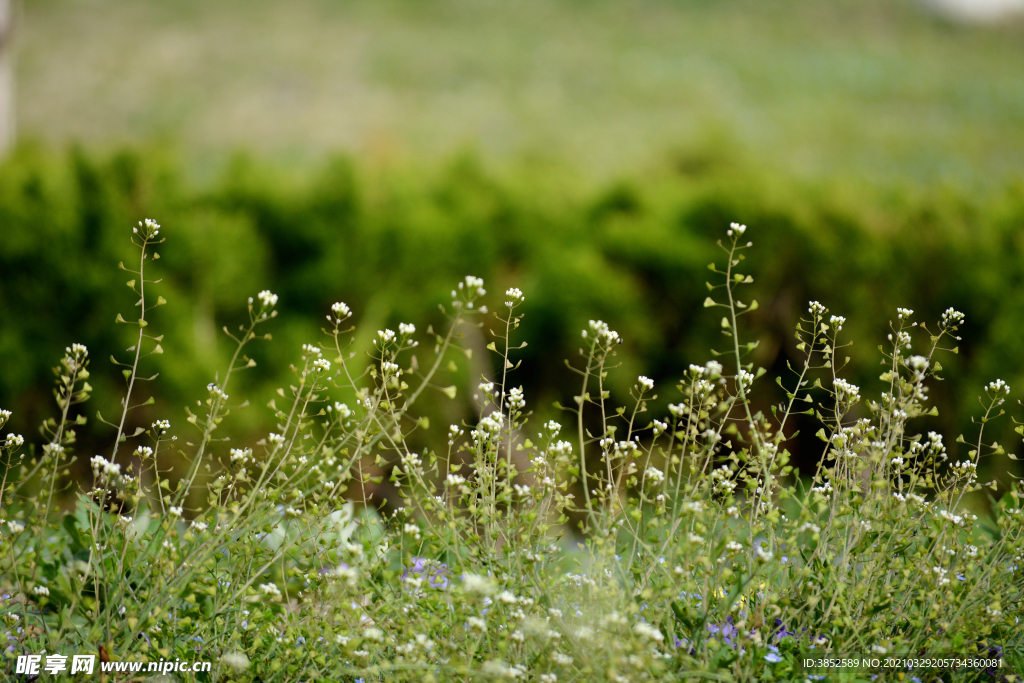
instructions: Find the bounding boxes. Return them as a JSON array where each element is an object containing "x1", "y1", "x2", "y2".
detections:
[
  {"x1": 829, "y1": 315, "x2": 846, "y2": 331},
  {"x1": 586, "y1": 320, "x2": 622, "y2": 346},
  {"x1": 207, "y1": 383, "x2": 229, "y2": 401},
  {"x1": 462, "y1": 573, "x2": 496, "y2": 595},
  {"x1": 258, "y1": 290, "x2": 278, "y2": 307},
  {"x1": 313, "y1": 358, "x2": 331, "y2": 372},
  {"x1": 331, "y1": 302, "x2": 352, "y2": 319},
  {"x1": 808, "y1": 301, "x2": 827, "y2": 317},
  {"x1": 908, "y1": 355, "x2": 929, "y2": 372},
  {"x1": 259, "y1": 583, "x2": 282, "y2": 598},
  {"x1": 191, "y1": 521, "x2": 208, "y2": 532},
  {"x1": 637, "y1": 376, "x2": 654, "y2": 391},
  {"x1": 705, "y1": 360, "x2": 723, "y2": 378},
  {"x1": 833, "y1": 378, "x2": 860, "y2": 404},
  {"x1": 987, "y1": 379, "x2": 1010, "y2": 396},
  {"x1": 467, "y1": 616, "x2": 487, "y2": 632},
  {"x1": 725, "y1": 541, "x2": 743, "y2": 553},
  {"x1": 220, "y1": 652, "x2": 250, "y2": 672},
  {"x1": 897, "y1": 307, "x2": 914, "y2": 320},
  {"x1": 681, "y1": 501, "x2": 703, "y2": 514},
  {"x1": 90, "y1": 455, "x2": 121, "y2": 478},
  {"x1": 633, "y1": 622, "x2": 664, "y2": 642},
  {"x1": 755, "y1": 544, "x2": 774, "y2": 562},
  {"x1": 267, "y1": 433, "x2": 286, "y2": 447},
  {"x1": 398, "y1": 322, "x2": 416, "y2": 336},
  {"x1": 168, "y1": 506, "x2": 183, "y2": 518},
  {"x1": 552, "y1": 653, "x2": 573, "y2": 666},
  {"x1": 151, "y1": 419, "x2": 171, "y2": 433},
  {"x1": 727, "y1": 221, "x2": 747, "y2": 236},
  {"x1": 364, "y1": 627, "x2": 384, "y2": 642},
  {"x1": 644, "y1": 467, "x2": 665, "y2": 486},
  {"x1": 652, "y1": 420, "x2": 667, "y2": 435},
  {"x1": 506, "y1": 386, "x2": 526, "y2": 411},
  {"x1": 377, "y1": 329, "x2": 396, "y2": 344},
  {"x1": 940, "y1": 308, "x2": 965, "y2": 330},
  {"x1": 4, "y1": 433, "x2": 24, "y2": 449},
  {"x1": 134, "y1": 446, "x2": 153, "y2": 459},
  {"x1": 230, "y1": 447, "x2": 252, "y2": 463},
  {"x1": 0, "y1": 409, "x2": 10, "y2": 428},
  {"x1": 32, "y1": 585, "x2": 49, "y2": 596},
  {"x1": 7, "y1": 520, "x2": 25, "y2": 534}
]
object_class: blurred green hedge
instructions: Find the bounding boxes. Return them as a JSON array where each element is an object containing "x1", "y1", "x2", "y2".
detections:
[{"x1": 2, "y1": 146, "x2": 1023, "y2": 499}]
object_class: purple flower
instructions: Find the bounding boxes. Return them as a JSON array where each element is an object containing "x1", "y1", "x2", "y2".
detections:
[
  {"x1": 707, "y1": 616, "x2": 738, "y2": 646},
  {"x1": 773, "y1": 618, "x2": 795, "y2": 642},
  {"x1": 402, "y1": 557, "x2": 450, "y2": 589},
  {"x1": 764, "y1": 645, "x2": 783, "y2": 663}
]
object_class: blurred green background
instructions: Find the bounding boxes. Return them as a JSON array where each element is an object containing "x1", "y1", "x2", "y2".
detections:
[{"x1": 2, "y1": 0, "x2": 1024, "y2": 499}]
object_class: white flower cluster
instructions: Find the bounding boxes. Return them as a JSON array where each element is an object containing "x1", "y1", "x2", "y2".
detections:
[
  {"x1": 207, "y1": 383, "x2": 229, "y2": 402},
  {"x1": 633, "y1": 622, "x2": 664, "y2": 642},
  {"x1": 505, "y1": 287, "x2": 524, "y2": 307},
  {"x1": 987, "y1": 379, "x2": 1010, "y2": 396},
  {"x1": 151, "y1": 419, "x2": 170, "y2": 434},
  {"x1": 833, "y1": 378, "x2": 861, "y2": 405},
  {"x1": 312, "y1": 358, "x2": 331, "y2": 373},
  {"x1": 907, "y1": 354, "x2": 929, "y2": 372},
  {"x1": 473, "y1": 412, "x2": 504, "y2": 444},
  {"x1": 940, "y1": 307, "x2": 965, "y2": 330},
  {"x1": 829, "y1": 315, "x2": 846, "y2": 331},
  {"x1": 811, "y1": 481, "x2": 833, "y2": 496},
  {"x1": 230, "y1": 448, "x2": 252, "y2": 463},
  {"x1": 726, "y1": 222, "x2": 747, "y2": 237},
  {"x1": 330, "y1": 301, "x2": 352, "y2": 322},
  {"x1": 134, "y1": 218, "x2": 161, "y2": 237},
  {"x1": 257, "y1": 290, "x2": 278, "y2": 307},
  {"x1": 951, "y1": 460, "x2": 978, "y2": 483},
  {"x1": 461, "y1": 573, "x2": 496, "y2": 595},
  {"x1": 0, "y1": 409, "x2": 10, "y2": 428},
  {"x1": 399, "y1": 322, "x2": 416, "y2": 336},
  {"x1": 644, "y1": 466, "x2": 665, "y2": 486},
  {"x1": 90, "y1": 455, "x2": 121, "y2": 479},
  {"x1": 506, "y1": 386, "x2": 525, "y2": 411},
  {"x1": 710, "y1": 465, "x2": 736, "y2": 495},
  {"x1": 582, "y1": 320, "x2": 621, "y2": 347},
  {"x1": 897, "y1": 307, "x2": 914, "y2": 320},
  {"x1": 4, "y1": 433, "x2": 24, "y2": 449},
  {"x1": 637, "y1": 375, "x2": 654, "y2": 391},
  {"x1": 808, "y1": 301, "x2": 827, "y2": 317}
]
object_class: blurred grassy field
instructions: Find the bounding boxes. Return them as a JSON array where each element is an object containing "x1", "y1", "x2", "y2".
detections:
[{"x1": 14, "y1": 0, "x2": 1024, "y2": 188}]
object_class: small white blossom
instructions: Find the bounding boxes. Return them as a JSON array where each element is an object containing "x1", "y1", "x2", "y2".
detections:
[{"x1": 258, "y1": 290, "x2": 278, "y2": 307}]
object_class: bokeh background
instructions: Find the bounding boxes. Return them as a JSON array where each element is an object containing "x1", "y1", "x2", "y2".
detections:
[{"x1": 2, "y1": 0, "x2": 1024, "y2": 506}]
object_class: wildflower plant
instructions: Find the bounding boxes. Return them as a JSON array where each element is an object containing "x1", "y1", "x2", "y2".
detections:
[{"x1": 1, "y1": 219, "x2": 1022, "y2": 681}]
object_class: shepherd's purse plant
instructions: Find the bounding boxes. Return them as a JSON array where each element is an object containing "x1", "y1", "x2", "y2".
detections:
[{"x1": 2, "y1": 219, "x2": 1022, "y2": 681}]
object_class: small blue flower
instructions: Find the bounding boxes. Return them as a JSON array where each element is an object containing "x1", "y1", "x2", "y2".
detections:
[{"x1": 764, "y1": 645, "x2": 783, "y2": 663}]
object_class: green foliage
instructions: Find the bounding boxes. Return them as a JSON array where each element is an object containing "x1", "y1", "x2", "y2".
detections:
[
  {"x1": 1, "y1": 219, "x2": 1023, "y2": 681},
  {"x1": 2, "y1": 148, "x2": 1024, "y2": 496}
]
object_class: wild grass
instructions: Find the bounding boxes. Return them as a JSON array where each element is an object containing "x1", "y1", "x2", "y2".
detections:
[{"x1": 2, "y1": 218, "x2": 1022, "y2": 681}]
